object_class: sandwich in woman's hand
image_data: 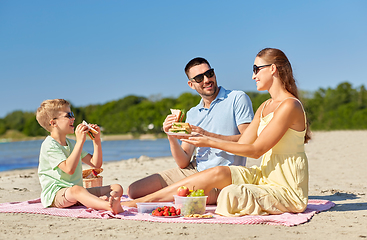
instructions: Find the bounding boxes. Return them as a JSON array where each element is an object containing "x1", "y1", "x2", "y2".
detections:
[{"x1": 82, "y1": 120, "x2": 98, "y2": 139}]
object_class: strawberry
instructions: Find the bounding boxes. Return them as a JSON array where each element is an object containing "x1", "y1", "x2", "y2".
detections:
[{"x1": 152, "y1": 206, "x2": 178, "y2": 217}]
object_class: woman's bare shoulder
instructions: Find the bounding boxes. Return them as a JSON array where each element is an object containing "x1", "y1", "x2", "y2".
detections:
[{"x1": 277, "y1": 98, "x2": 304, "y2": 112}]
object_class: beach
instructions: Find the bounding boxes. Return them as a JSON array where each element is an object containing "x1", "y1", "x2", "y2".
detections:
[{"x1": 0, "y1": 130, "x2": 366, "y2": 239}]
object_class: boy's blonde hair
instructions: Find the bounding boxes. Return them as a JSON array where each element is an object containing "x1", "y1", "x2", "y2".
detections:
[{"x1": 36, "y1": 99, "x2": 70, "y2": 132}]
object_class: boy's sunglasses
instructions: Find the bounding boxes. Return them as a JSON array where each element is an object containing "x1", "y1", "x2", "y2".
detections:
[
  {"x1": 253, "y1": 64, "x2": 272, "y2": 75},
  {"x1": 190, "y1": 68, "x2": 215, "y2": 83},
  {"x1": 54, "y1": 111, "x2": 75, "y2": 120}
]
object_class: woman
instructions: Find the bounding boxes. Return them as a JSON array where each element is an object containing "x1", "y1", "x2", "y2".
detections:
[{"x1": 122, "y1": 48, "x2": 311, "y2": 216}]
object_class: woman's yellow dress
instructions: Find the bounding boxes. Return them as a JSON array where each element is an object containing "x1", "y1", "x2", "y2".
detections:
[{"x1": 215, "y1": 99, "x2": 308, "y2": 216}]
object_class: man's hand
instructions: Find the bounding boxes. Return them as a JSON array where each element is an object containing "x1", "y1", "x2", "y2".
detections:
[{"x1": 163, "y1": 114, "x2": 178, "y2": 133}]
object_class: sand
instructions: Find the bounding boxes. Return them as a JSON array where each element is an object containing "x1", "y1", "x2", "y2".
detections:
[{"x1": 0, "y1": 130, "x2": 366, "y2": 239}]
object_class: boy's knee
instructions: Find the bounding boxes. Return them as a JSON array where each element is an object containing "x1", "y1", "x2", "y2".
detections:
[
  {"x1": 111, "y1": 184, "x2": 123, "y2": 194},
  {"x1": 70, "y1": 185, "x2": 84, "y2": 195}
]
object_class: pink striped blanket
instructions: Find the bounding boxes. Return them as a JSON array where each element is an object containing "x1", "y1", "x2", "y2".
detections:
[{"x1": 0, "y1": 198, "x2": 334, "y2": 226}]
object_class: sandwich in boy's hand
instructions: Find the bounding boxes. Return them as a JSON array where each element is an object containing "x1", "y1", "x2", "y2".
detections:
[
  {"x1": 168, "y1": 109, "x2": 192, "y2": 134},
  {"x1": 82, "y1": 120, "x2": 98, "y2": 139}
]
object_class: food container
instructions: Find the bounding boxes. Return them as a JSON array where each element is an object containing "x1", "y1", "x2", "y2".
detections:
[
  {"x1": 82, "y1": 168, "x2": 103, "y2": 188},
  {"x1": 136, "y1": 202, "x2": 175, "y2": 214},
  {"x1": 83, "y1": 176, "x2": 103, "y2": 188},
  {"x1": 174, "y1": 195, "x2": 208, "y2": 216}
]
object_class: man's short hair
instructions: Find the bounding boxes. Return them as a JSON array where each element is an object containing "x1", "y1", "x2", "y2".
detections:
[
  {"x1": 36, "y1": 99, "x2": 70, "y2": 132},
  {"x1": 184, "y1": 57, "x2": 211, "y2": 77}
]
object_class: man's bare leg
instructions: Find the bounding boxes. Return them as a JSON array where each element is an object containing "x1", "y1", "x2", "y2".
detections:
[
  {"x1": 122, "y1": 166, "x2": 232, "y2": 207},
  {"x1": 127, "y1": 174, "x2": 165, "y2": 199}
]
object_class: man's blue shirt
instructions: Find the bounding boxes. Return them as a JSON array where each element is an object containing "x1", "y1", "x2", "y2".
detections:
[{"x1": 186, "y1": 86, "x2": 254, "y2": 172}]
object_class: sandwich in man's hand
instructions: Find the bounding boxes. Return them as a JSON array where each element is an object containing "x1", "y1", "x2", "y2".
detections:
[
  {"x1": 170, "y1": 109, "x2": 185, "y2": 122},
  {"x1": 169, "y1": 122, "x2": 192, "y2": 134},
  {"x1": 169, "y1": 109, "x2": 192, "y2": 134}
]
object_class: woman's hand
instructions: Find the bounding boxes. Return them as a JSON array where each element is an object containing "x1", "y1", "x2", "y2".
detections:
[
  {"x1": 190, "y1": 125, "x2": 207, "y2": 136},
  {"x1": 181, "y1": 135, "x2": 213, "y2": 148}
]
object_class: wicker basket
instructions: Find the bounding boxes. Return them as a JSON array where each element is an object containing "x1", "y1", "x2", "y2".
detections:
[{"x1": 83, "y1": 176, "x2": 103, "y2": 188}]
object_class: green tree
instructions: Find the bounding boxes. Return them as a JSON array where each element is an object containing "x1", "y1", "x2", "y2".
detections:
[
  {"x1": 0, "y1": 119, "x2": 6, "y2": 135},
  {"x1": 2, "y1": 81, "x2": 367, "y2": 138},
  {"x1": 4, "y1": 111, "x2": 27, "y2": 132},
  {"x1": 23, "y1": 116, "x2": 47, "y2": 136},
  {"x1": 246, "y1": 92, "x2": 270, "y2": 112}
]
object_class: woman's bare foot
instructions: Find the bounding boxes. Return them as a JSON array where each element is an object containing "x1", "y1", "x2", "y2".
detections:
[
  {"x1": 109, "y1": 191, "x2": 124, "y2": 214},
  {"x1": 120, "y1": 200, "x2": 137, "y2": 208}
]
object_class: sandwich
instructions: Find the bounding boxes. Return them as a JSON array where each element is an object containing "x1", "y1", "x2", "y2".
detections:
[
  {"x1": 168, "y1": 109, "x2": 191, "y2": 134},
  {"x1": 82, "y1": 168, "x2": 103, "y2": 179},
  {"x1": 170, "y1": 109, "x2": 185, "y2": 122},
  {"x1": 169, "y1": 122, "x2": 192, "y2": 134},
  {"x1": 82, "y1": 120, "x2": 99, "y2": 139}
]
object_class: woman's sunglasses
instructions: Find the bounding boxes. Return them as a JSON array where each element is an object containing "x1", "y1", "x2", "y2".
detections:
[
  {"x1": 253, "y1": 64, "x2": 272, "y2": 75},
  {"x1": 190, "y1": 68, "x2": 215, "y2": 83}
]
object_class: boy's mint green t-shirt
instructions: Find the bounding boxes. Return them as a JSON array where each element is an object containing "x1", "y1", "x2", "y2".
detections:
[{"x1": 38, "y1": 136, "x2": 88, "y2": 207}]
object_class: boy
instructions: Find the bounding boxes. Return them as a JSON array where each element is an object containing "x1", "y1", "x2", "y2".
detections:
[{"x1": 36, "y1": 99, "x2": 124, "y2": 214}]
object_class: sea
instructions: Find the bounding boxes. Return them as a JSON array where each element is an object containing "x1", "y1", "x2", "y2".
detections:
[{"x1": 0, "y1": 138, "x2": 172, "y2": 172}]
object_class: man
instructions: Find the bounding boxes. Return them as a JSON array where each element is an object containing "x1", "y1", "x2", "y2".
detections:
[{"x1": 127, "y1": 57, "x2": 254, "y2": 204}]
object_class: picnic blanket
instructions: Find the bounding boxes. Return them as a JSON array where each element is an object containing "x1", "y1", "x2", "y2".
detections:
[{"x1": 0, "y1": 197, "x2": 334, "y2": 226}]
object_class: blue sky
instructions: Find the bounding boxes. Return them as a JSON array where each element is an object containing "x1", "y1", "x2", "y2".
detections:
[{"x1": 0, "y1": 0, "x2": 366, "y2": 118}]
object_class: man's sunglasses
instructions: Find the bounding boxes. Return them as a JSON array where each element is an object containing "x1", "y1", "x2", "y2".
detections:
[
  {"x1": 253, "y1": 64, "x2": 272, "y2": 75},
  {"x1": 190, "y1": 68, "x2": 215, "y2": 83},
  {"x1": 53, "y1": 112, "x2": 75, "y2": 120}
]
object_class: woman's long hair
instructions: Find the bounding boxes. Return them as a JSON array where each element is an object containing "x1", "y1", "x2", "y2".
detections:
[{"x1": 257, "y1": 48, "x2": 311, "y2": 143}]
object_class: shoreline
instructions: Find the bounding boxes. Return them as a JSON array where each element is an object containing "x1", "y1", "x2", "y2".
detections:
[
  {"x1": 0, "y1": 134, "x2": 171, "y2": 173},
  {"x1": 1, "y1": 130, "x2": 367, "y2": 239},
  {"x1": 0, "y1": 133, "x2": 166, "y2": 143}
]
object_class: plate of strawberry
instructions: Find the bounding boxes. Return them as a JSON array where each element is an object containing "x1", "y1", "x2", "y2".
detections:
[{"x1": 151, "y1": 206, "x2": 181, "y2": 218}]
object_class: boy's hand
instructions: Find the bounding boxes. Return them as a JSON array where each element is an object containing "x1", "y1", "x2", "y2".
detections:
[
  {"x1": 88, "y1": 124, "x2": 101, "y2": 142},
  {"x1": 75, "y1": 124, "x2": 88, "y2": 143}
]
